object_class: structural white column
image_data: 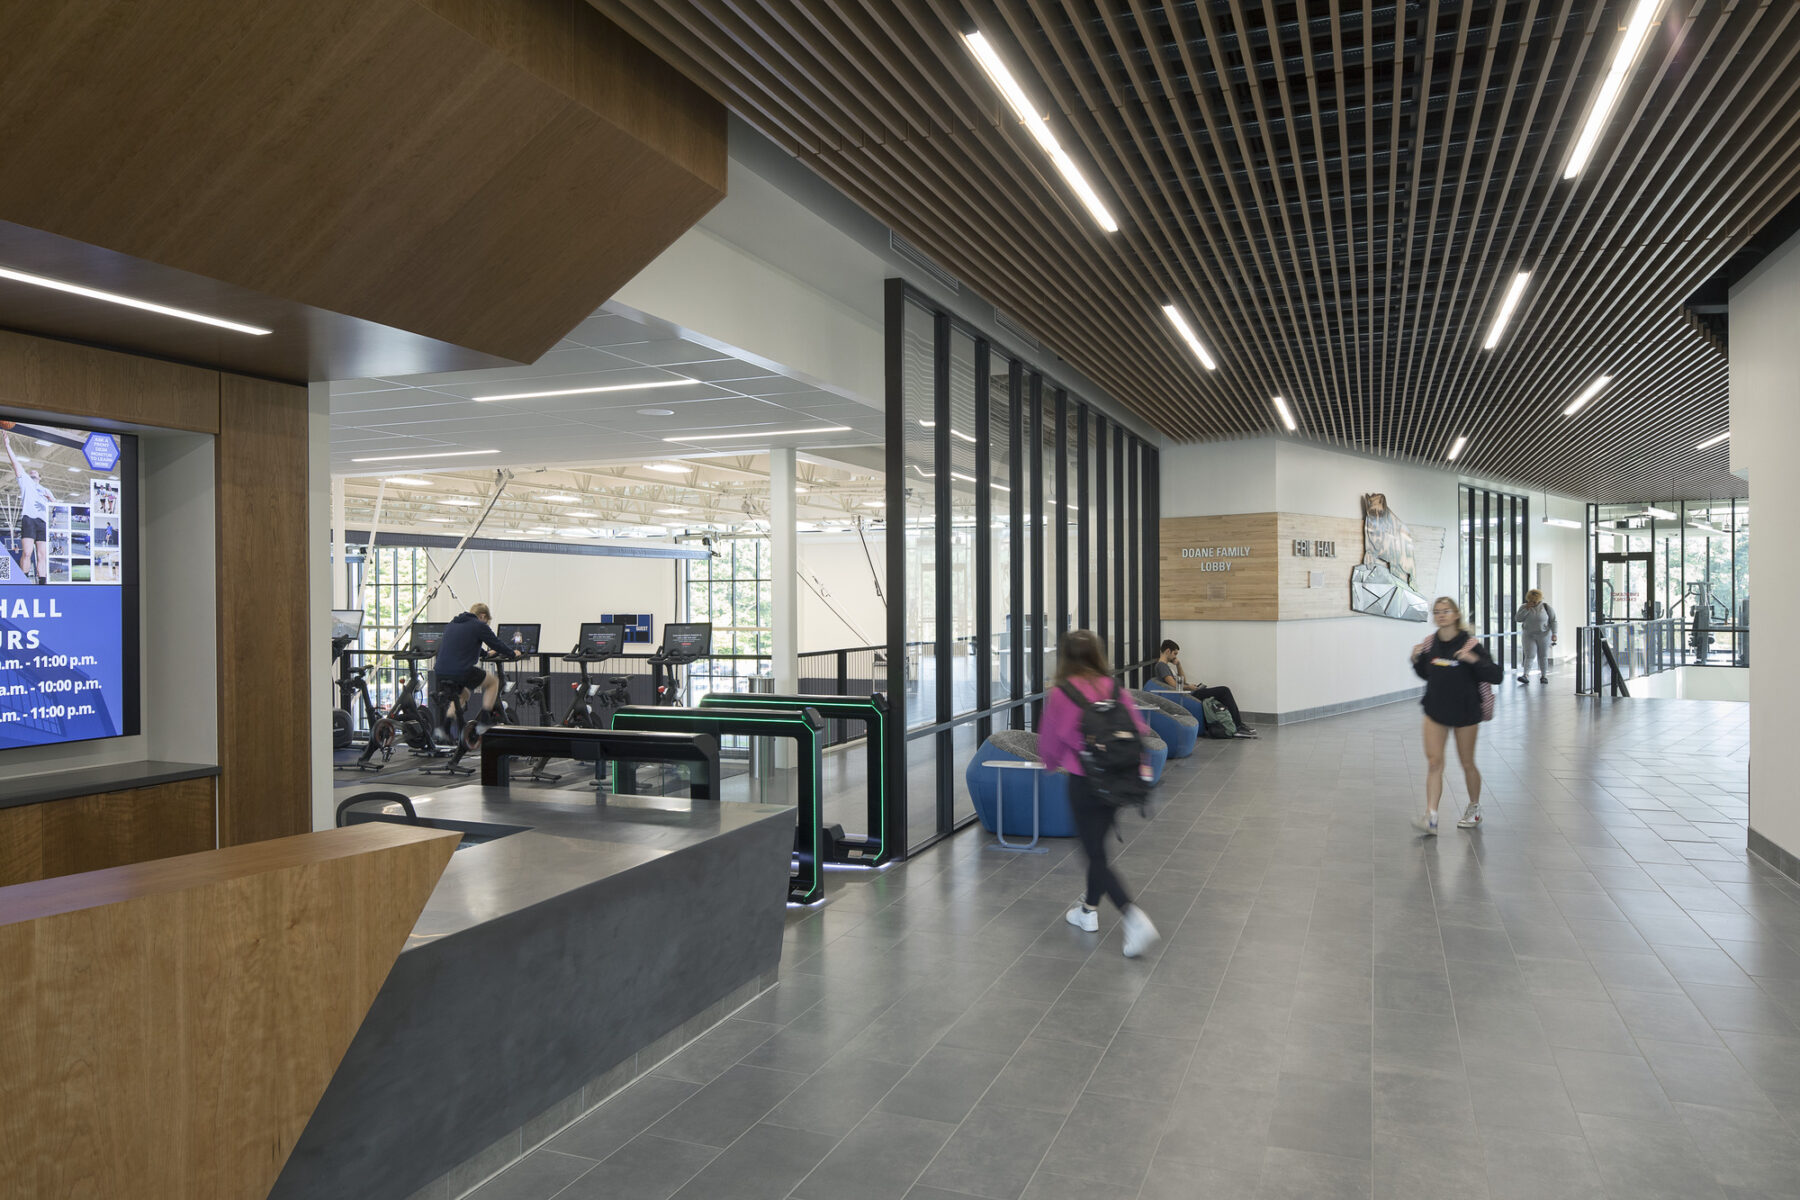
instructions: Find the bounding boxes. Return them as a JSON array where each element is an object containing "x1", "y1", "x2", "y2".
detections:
[
  {"x1": 330, "y1": 474, "x2": 347, "y2": 608},
  {"x1": 306, "y1": 382, "x2": 336, "y2": 831},
  {"x1": 771, "y1": 447, "x2": 799, "y2": 694}
]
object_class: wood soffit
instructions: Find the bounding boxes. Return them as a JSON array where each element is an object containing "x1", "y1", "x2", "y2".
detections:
[{"x1": 590, "y1": 0, "x2": 1798, "y2": 503}]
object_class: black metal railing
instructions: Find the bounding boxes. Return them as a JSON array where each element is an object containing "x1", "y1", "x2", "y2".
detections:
[{"x1": 1575, "y1": 617, "x2": 1750, "y2": 695}]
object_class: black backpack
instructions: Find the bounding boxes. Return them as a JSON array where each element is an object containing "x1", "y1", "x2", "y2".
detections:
[{"x1": 1058, "y1": 680, "x2": 1149, "y2": 810}]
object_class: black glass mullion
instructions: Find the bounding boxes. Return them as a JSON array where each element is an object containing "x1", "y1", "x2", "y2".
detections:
[
  {"x1": 1027, "y1": 372, "x2": 1045, "y2": 727},
  {"x1": 881, "y1": 278, "x2": 909, "y2": 855},
  {"x1": 1128, "y1": 435, "x2": 1140, "y2": 679},
  {"x1": 1144, "y1": 447, "x2": 1159, "y2": 657},
  {"x1": 1096, "y1": 418, "x2": 1109, "y2": 641},
  {"x1": 1113, "y1": 429, "x2": 1125, "y2": 671},
  {"x1": 1076, "y1": 404, "x2": 1091, "y2": 628},
  {"x1": 973, "y1": 339, "x2": 992, "y2": 749},
  {"x1": 1054, "y1": 389, "x2": 1068, "y2": 648},
  {"x1": 1008, "y1": 361, "x2": 1025, "y2": 729},
  {"x1": 932, "y1": 312, "x2": 953, "y2": 836}
]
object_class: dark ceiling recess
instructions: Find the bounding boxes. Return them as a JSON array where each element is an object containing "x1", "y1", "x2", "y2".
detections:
[
  {"x1": 591, "y1": 0, "x2": 1800, "y2": 502},
  {"x1": 1681, "y1": 187, "x2": 1800, "y2": 356}
]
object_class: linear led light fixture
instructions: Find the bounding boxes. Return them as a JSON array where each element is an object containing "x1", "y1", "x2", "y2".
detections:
[
  {"x1": 917, "y1": 420, "x2": 978, "y2": 444},
  {"x1": 1564, "y1": 0, "x2": 1664, "y2": 180},
  {"x1": 352, "y1": 449, "x2": 500, "y2": 463},
  {"x1": 1541, "y1": 516, "x2": 1584, "y2": 529},
  {"x1": 474, "y1": 379, "x2": 700, "y2": 403},
  {"x1": 1272, "y1": 396, "x2": 1297, "y2": 431},
  {"x1": 1448, "y1": 435, "x2": 1469, "y2": 461},
  {"x1": 1161, "y1": 305, "x2": 1218, "y2": 370},
  {"x1": 964, "y1": 31, "x2": 1119, "y2": 232},
  {"x1": 643, "y1": 463, "x2": 689, "y2": 473},
  {"x1": 1562, "y1": 374, "x2": 1614, "y2": 416},
  {"x1": 1642, "y1": 505, "x2": 1678, "y2": 519},
  {"x1": 384, "y1": 476, "x2": 432, "y2": 486},
  {"x1": 1482, "y1": 272, "x2": 1531, "y2": 350},
  {"x1": 1697, "y1": 430, "x2": 1730, "y2": 450},
  {"x1": 0, "y1": 265, "x2": 272, "y2": 335},
  {"x1": 664, "y1": 426, "x2": 850, "y2": 443}
]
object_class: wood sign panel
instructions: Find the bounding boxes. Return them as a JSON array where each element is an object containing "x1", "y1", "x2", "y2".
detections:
[
  {"x1": 1163, "y1": 512, "x2": 1448, "y2": 621},
  {"x1": 1159, "y1": 514, "x2": 1279, "y2": 621}
]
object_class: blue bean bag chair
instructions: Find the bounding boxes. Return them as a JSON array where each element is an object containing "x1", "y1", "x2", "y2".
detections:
[
  {"x1": 1146, "y1": 679, "x2": 1207, "y2": 724},
  {"x1": 1132, "y1": 689, "x2": 1198, "y2": 758},
  {"x1": 967, "y1": 730, "x2": 1073, "y2": 837},
  {"x1": 966, "y1": 727, "x2": 1172, "y2": 840}
]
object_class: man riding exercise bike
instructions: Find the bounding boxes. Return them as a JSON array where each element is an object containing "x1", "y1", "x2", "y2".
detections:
[{"x1": 432, "y1": 602, "x2": 524, "y2": 735}]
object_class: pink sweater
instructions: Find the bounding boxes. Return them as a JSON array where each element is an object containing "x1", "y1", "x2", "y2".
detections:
[{"x1": 1038, "y1": 675, "x2": 1150, "y2": 775}]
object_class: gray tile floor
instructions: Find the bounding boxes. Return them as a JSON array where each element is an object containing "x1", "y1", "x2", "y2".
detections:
[{"x1": 462, "y1": 684, "x2": 1800, "y2": 1200}]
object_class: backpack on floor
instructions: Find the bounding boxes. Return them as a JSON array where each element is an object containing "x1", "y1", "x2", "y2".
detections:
[
  {"x1": 1059, "y1": 680, "x2": 1149, "y2": 810},
  {"x1": 1200, "y1": 697, "x2": 1236, "y2": 738}
]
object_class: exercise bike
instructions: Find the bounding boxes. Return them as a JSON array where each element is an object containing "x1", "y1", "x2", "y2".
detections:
[
  {"x1": 355, "y1": 650, "x2": 447, "y2": 769},
  {"x1": 334, "y1": 663, "x2": 388, "y2": 771}
]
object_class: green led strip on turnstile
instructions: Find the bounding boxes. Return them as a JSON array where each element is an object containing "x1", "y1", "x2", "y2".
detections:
[
  {"x1": 698, "y1": 693, "x2": 892, "y2": 866},
  {"x1": 608, "y1": 707, "x2": 825, "y2": 903}
]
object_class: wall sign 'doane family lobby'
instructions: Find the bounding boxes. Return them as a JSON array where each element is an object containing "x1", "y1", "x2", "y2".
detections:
[{"x1": 1160, "y1": 505, "x2": 1444, "y2": 622}]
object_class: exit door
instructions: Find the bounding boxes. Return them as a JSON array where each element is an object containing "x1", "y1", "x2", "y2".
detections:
[{"x1": 1594, "y1": 552, "x2": 1652, "y2": 622}]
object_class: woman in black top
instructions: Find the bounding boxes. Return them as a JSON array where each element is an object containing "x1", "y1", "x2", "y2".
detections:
[{"x1": 1410, "y1": 596, "x2": 1502, "y2": 835}]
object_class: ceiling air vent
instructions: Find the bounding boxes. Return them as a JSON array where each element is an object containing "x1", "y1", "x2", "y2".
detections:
[
  {"x1": 888, "y1": 231, "x2": 960, "y2": 293},
  {"x1": 993, "y1": 308, "x2": 1042, "y2": 353}
]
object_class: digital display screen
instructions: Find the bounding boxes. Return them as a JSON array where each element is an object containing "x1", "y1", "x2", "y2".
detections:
[
  {"x1": 662, "y1": 622, "x2": 712, "y2": 657},
  {"x1": 578, "y1": 622, "x2": 624, "y2": 657},
  {"x1": 497, "y1": 623, "x2": 540, "y2": 654},
  {"x1": 408, "y1": 622, "x2": 445, "y2": 656},
  {"x1": 0, "y1": 417, "x2": 139, "y2": 749},
  {"x1": 331, "y1": 609, "x2": 364, "y2": 641}
]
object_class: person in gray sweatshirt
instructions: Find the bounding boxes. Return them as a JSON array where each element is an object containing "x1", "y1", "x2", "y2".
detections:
[{"x1": 1514, "y1": 589, "x2": 1558, "y2": 684}]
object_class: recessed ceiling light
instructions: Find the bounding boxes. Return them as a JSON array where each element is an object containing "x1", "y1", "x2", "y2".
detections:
[
  {"x1": 664, "y1": 426, "x2": 851, "y2": 443},
  {"x1": 1564, "y1": 0, "x2": 1665, "y2": 180},
  {"x1": 1161, "y1": 304, "x2": 1218, "y2": 370},
  {"x1": 569, "y1": 511, "x2": 597, "y2": 518},
  {"x1": 1697, "y1": 431, "x2": 1730, "y2": 450},
  {"x1": 0, "y1": 265, "x2": 273, "y2": 335},
  {"x1": 657, "y1": 507, "x2": 689, "y2": 515},
  {"x1": 384, "y1": 476, "x2": 432, "y2": 486},
  {"x1": 644, "y1": 463, "x2": 689, "y2": 473},
  {"x1": 442, "y1": 498, "x2": 477, "y2": 507},
  {"x1": 963, "y1": 31, "x2": 1119, "y2": 233},
  {"x1": 638, "y1": 408, "x2": 676, "y2": 417},
  {"x1": 1448, "y1": 435, "x2": 1469, "y2": 461},
  {"x1": 545, "y1": 494, "x2": 578, "y2": 503},
  {"x1": 1483, "y1": 272, "x2": 1531, "y2": 350},
  {"x1": 352, "y1": 449, "x2": 499, "y2": 463},
  {"x1": 473, "y1": 379, "x2": 699, "y2": 403},
  {"x1": 1272, "y1": 396, "x2": 1297, "y2": 432},
  {"x1": 1562, "y1": 375, "x2": 1614, "y2": 416},
  {"x1": 424, "y1": 517, "x2": 453, "y2": 523}
]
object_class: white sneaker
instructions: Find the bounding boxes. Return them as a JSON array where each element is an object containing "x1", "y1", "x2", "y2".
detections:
[
  {"x1": 1414, "y1": 813, "x2": 1439, "y2": 837},
  {"x1": 1457, "y1": 803, "x2": 1482, "y2": 829},
  {"x1": 1066, "y1": 901, "x2": 1099, "y2": 933},
  {"x1": 1120, "y1": 905, "x2": 1160, "y2": 958}
]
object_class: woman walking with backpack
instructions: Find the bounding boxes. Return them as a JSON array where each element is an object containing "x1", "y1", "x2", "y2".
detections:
[
  {"x1": 1411, "y1": 597, "x2": 1503, "y2": 835},
  {"x1": 1514, "y1": 589, "x2": 1557, "y2": 684},
  {"x1": 1041, "y1": 629, "x2": 1160, "y2": 958}
]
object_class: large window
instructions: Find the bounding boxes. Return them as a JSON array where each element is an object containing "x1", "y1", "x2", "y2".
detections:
[
  {"x1": 359, "y1": 544, "x2": 432, "y2": 709},
  {"x1": 1588, "y1": 498, "x2": 1749, "y2": 666},
  {"x1": 682, "y1": 535, "x2": 772, "y2": 701},
  {"x1": 1459, "y1": 485, "x2": 1529, "y2": 671},
  {"x1": 886, "y1": 280, "x2": 1160, "y2": 853}
]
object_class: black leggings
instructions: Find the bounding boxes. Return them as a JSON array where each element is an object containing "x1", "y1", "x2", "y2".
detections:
[
  {"x1": 1070, "y1": 775, "x2": 1132, "y2": 911},
  {"x1": 1191, "y1": 685, "x2": 1245, "y2": 727}
]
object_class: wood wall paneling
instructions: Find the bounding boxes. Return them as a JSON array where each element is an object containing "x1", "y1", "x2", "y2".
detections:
[
  {"x1": 0, "y1": 0, "x2": 726, "y2": 368},
  {"x1": 1276, "y1": 514, "x2": 1366, "y2": 621},
  {"x1": 0, "y1": 823, "x2": 458, "y2": 1200},
  {"x1": 0, "y1": 779, "x2": 216, "y2": 887},
  {"x1": 0, "y1": 327, "x2": 220, "y2": 434},
  {"x1": 1159, "y1": 514, "x2": 1278, "y2": 621},
  {"x1": 216, "y1": 373, "x2": 311, "y2": 846}
]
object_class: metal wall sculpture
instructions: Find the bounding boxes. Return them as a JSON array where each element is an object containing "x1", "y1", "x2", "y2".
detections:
[{"x1": 1351, "y1": 493, "x2": 1430, "y2": 621}]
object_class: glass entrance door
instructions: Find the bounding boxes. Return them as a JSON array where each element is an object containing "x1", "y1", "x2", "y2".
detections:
[{"x1": 1595, "y1": 552, "x2": 1652, "y2": 622}]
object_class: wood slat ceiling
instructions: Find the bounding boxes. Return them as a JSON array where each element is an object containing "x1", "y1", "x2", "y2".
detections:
[{"x1": 589, "y1": 0, "x2": 1800, "y2": 503}]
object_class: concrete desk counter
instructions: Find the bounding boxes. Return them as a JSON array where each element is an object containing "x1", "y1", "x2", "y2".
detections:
[{"x1": 269, "y1": 785, "x2": 795, "y2": 1200}]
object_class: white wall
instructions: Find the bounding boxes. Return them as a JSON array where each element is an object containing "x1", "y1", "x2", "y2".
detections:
[
  {"x1": 1159, "y1": 437, "x2": 1589, "y2": 719},
  {"x1": 1732, "y1": 229, "x2": 1799, "y2": 864},
  {"x1": 308, "y1": 383, "x2": 334, "y2": 830},
  {"x1": 798, "y1": 533, "x2": 886, "y2": 650}
]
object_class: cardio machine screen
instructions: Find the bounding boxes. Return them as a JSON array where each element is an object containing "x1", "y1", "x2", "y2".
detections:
[
  {"x1": 577, "y1": 622, "x2": 624, "y2": 657},
  {"x1": 497, "y1": 623, "x2": 540, "y2": 654},
  {"x1": 331, "y1": 609, "x2": 364, "y2": 641},
  {"x1": 0, "y1": 415, "x2": 140, "y2": 750},
  {"x1": 661, "y1": 622, "x2": 713, "y2": 657},
  {"x1": 408, "y1": 623, "x2": 445, "y2": 656}
]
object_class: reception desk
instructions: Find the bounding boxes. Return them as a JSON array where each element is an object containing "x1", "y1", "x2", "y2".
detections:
[{"x1": 269, "y1": 785, "x2": 795, "y2": 1200}]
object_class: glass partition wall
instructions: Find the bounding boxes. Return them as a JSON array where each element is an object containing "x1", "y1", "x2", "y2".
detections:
[
  {"x1": 1588, "y1": 499, "x2": 1749, "y2": 667},
  {"x1": 1458, "y1": 485, "x2": 1529, "y2": 673},
  {"x1": 886, "y1": 280, "x2": 1160, "y2": 853}
]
